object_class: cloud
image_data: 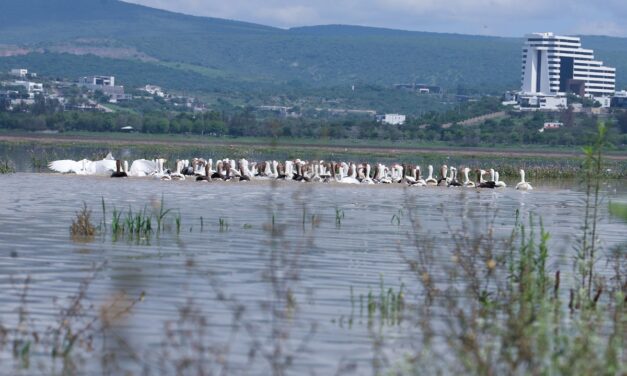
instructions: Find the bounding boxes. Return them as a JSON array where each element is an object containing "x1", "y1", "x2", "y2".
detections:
[{"x1": 123, "y1": 0, "x2": 627, "y2": 37}]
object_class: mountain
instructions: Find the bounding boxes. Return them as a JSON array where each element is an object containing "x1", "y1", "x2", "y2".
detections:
[{"x1": 1, "y1": 0, "x2": 626, "y2": 95}]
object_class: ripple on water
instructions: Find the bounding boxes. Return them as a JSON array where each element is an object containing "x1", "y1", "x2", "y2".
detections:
[{"x1": 0, "y1": 173, "x2": 625, "y2": 374}]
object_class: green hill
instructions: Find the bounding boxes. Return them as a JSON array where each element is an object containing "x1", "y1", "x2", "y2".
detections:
[{"x1": 1, "y1": 0, "x2": 626, "y2": 95}]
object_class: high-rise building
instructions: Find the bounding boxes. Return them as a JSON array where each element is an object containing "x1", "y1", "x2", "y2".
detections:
[{"x1": 521, "y1": 32, "x2": 615, "y2": 98}]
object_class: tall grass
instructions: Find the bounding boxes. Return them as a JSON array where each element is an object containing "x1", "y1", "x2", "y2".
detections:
[
  {"x1": 393, "y1": 123, "x2": 626, "y2": 375},
  {"x1": 0, "y1": 160, "x2": 15, "y2": 174}
]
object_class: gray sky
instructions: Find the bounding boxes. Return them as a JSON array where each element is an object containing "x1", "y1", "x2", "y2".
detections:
[{"x1": 123, "y1": 0, "x2": 627, "y2": 37}]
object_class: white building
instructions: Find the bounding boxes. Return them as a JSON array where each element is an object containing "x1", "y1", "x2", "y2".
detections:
[
  {"x1": 13, "y1": 81, "x2": 44, "y2": 97},
  {"x1": 142, "y1": 85, "x2": 165, "y2": 97},
  {"x1": 518, "y1": 94, "x2": 567, "y2": 111},
  {"x1": 521, "y1": 32, "x2": 615, "y2": 98},
  {"x1": 79, "y1": 76, "x2": 115, "y2": 87},
  {"x1": 10, "y1": 69, "x2": 28, "y2": 78},
  {"x1": 78, "y1": 75, "x2": 130, "y2": 102},
  {"x1": 376, "y1": 114, "x2": 406, "y2": 125}
]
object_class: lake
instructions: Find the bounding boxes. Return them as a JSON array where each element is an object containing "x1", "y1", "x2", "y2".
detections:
[{"x1": 0, "y1": 173, "x2": 625, "y2": 375}]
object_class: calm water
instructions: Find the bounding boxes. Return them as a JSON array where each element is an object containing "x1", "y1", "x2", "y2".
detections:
[{"x1": 0, "y1": 173, "x2": 625, "y2": 375}]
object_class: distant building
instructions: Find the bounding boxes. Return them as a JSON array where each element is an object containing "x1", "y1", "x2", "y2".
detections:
[
  {"x1": 141, "y1": 85, "x2": 165, "y2": 97},
  {"x1": 12, "y1": 81, "x2": 44, "y2": 98},
  {"x1": 78, "y1": 75, "x2": 130, "y2": 102},
  {"x1": 595, "y1": 96, "x2": 611, "y2": 108},
  {"x1": 518, "y1": 94, "x2": 567, "y2": 111},
  {"x1": 376, "y1": 114, "x2": 406, "y2": 125},
  {"x1": 521, "y1": 32, "x2": 615, "y2": 98},
  {"x1": 539, "y1": 122, "x2": 562, "y2": 133},
  {"x1": 394, "y1": 83, "x2": 441, "y2": 94},
  {"x1": 80, "y1": 76, "x2": 115, "y2": 87},
  {"x1": 10, "y1": 69, "x2": 28, "y2": 78},
  {"x1": 611, "y1": 90, "x2": 627, "y2": 108}
]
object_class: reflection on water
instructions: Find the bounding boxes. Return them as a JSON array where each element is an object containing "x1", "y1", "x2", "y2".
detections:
[{"x1": 0, "y1": 173, "x2": 625, "y2": 374}]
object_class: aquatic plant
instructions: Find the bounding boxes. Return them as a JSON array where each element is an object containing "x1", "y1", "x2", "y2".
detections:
[
  {"x1": 70, "y1": 202, "x2": 96, "y2": 241},
  {"x1": 154, "y1": 195, "x2": 173, "y2": 233},
  {"x1": 609, "y1": 201, "x2": 627, "y2": 221},
  {"x1": 0, "y1": 160, "x2": 15, "y2": 174},
  {"x1": 335, "y1": 208, "x2": 345, "y2": 228},
  {"x1": 390, "y1": 125, "x2": 625, "y2": 375},
  {"x1": 218, "y1": 217, "x2": 229, "y2": 232}
]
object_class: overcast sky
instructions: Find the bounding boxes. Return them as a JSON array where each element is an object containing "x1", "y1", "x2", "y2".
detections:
[{"x1": 123, "y1": 0, "x2": 627, "y2": 37}]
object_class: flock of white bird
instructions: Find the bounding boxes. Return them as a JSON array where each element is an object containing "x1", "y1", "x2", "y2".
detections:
[{"x1": 48, "y1": 153, "x2": 533, "y2": 190}]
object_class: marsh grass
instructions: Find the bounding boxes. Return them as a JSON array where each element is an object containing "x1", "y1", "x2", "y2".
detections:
[
  {"x1": 391, "y1": 123, "x2": 626, "y2": 375},
  {"x1": 0, "y1": 159, "x2": 15, "y2": 174},
  {"x1": 335, "y1": 208, "x2": 345, "y2": 228},
  {"x1": 70, "y1": 202, "x2": 96, "y2": 241},
  {"x1": 0, "y1": 266, "x2": 144, "y2": 375}
]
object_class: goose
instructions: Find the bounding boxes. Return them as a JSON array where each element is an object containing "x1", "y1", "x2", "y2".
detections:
[
  {"x1": 494, "y1": 171, "x2": 507, "y2": 188},
  {"x1": 462, "y1": 167, "x2": 475, "y2": 187},
  {"x1": 425, "y1": 165, "x2": 438, "y2": 186},
  {"x1": 111, "y1": 160, "x2": 128, "y2": 178},
  {"x1": 516, "y1": 169, "x2": 533, "y2": 191}
]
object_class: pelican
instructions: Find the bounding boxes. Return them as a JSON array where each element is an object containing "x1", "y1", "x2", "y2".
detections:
[
  {"x1": 494, "y1": 171, "x2": 507, "y2": 188},
  {"x1": 48, "y1": 154, "x2": 116, "y2": 176},
  {"x1": 425, "y1": 165, "x2": 437, "y2": 186},
  {"x1": 462, "y1": 167, "x2": 475, "y2": 187},
  {"x1": 437, "y1": 165, "x2": 449, "y2": 186},
  {"x1": 477, "y1": 169, "x2": 496, "y2": 189},
  {"x1": 48, "y1": 159, "x2": 90, "y2": 174},
  {"x1": 516, "y1": 169, "x2": 533, "y2": 191},
  {"x1": 448, "y1": 167, "x2": 462, "y2": 187},
  {"x1": 129, "y1": 159, "x2": 157, "y2": 177},
  {"x1": 111, "y1": 160, "x2": 128, "y2": 178}
]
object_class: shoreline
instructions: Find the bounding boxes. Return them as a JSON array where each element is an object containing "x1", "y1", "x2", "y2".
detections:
[{"x1": 1, "y1": 133, "x2": 626, "y2": 160}]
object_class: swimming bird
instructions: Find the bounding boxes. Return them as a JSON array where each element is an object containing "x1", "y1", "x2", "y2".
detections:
[
  {"x1": 462, "y1": 167, "x2": 475, "y2": 187},
  {"x1": 129, "y1": 159, "x2": 157, "y2": 177},
  {"x1": 516, "y1": 169, "x2": 533, "y2": 190},
  {"x1": 494, "y1": 171, "x2": 507, "y2": 188},
  {"x1": 437, "y1": 165, "x2": 449, "y2": 186},
  {"x1": 476, "y1": 169, "x2": 496, "y2": 189},
  {"x1": 448, "y1": 167, "x2": 462, "y2": 187},
  {"x1": 425, "y1": 165, "x2": 438, "y2": 186},
  {"x1": 111, "y1": 160, "x2": 128, "y2": 178}
]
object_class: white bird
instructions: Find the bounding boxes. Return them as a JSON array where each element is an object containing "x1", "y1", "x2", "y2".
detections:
[
  {"x1": 48, "y1": 154, "x2": 116, "y2": 176},
  {"x1": 48, "y1": 159, "x2": 89, "y2": 174},
  {"x1": 495, "y1": 171, "x2": 507, "y2": 188},
  {"x1": 516, "y1": 169, "x2": 533, "y2": 191},
  {"x1": 425, "y1": 165, "x2": 437, "y2": 186},
  {"x1": 462, "y1": 167, "x2": 475, "y2": 187},
  {"x1": 129, "y1": 159, "x2": 157, "y2": 177}
]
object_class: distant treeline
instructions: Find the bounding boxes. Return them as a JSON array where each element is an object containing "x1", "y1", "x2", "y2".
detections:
[{"x1": 1, "y1": 99, "x2": 626, "y2": 147}]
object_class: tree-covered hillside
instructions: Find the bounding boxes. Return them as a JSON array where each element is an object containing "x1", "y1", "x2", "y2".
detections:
[{"x1": 1, "y1": 0, "x2": 626, "y2": 94}]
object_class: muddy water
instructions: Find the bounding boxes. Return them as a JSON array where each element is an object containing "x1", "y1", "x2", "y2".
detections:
[{"x1": 0, "y1": 173, "x2": 625, "y2": 374}]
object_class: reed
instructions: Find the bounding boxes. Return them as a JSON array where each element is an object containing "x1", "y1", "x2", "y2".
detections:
[
  {"x1": 0, "y1": 160, "x2": 15, "y2": 174},
  {"x1": 70, "y1": 202, "x2": 96, "y2": 241},
  {"x1": 218, "y1": 217, "x2": 229, "y2": 232},
  {"x1": 335, "y1": 208, "x2": 345, "y2": 228}
]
